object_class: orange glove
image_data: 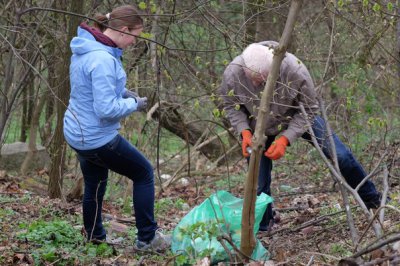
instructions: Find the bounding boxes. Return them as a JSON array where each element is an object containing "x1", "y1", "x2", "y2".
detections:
[
  {"x1": 241, "y1": 129, "x2": 252, "y2": 157},
  {"x1": 265, "y1": 136, "x2": 289, "y2": 160}
]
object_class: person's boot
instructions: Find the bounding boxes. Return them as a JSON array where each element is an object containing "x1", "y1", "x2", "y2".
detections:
[
  {"x1": 364, "y1": 193, "x2": 391, "y2": 209},
  {"x1": 135, "y1": 229, "x2": 171, "y2": 252},
  {"x1": 259, "y1": 204, "x2": 280, "y2": 232}
]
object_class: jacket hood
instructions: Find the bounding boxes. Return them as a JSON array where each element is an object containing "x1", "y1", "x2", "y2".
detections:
[{"x1": 70, "y1": 27, "x2": 123, "y2": 58}]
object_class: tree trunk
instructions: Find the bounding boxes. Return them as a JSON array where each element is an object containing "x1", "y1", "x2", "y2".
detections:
[
  {"x1": 20, "y1": 89, "x2": 28, "y2": 142},
  {"x1": 240, "y1": 0, "x2": 303, "y2": 258},
  {"x1": 0, "y1": 7, "x2": 39, "y2": 149},
  {"x1": 397, "y1": 1, "x2": 400, "y2": 105},
  {"x1": 150, "y1": 102, "x2": 227, "y2": 160},
  {"x1": 0, "y1": 10, "x2": 21, "y2": 147},
  {"x1": 244, "y1": 0, "x2": 258, "y2": 45},
  {"x1": 20, "y1": 90, "x2": 47, "y2": 175},
  {"x1": 0, "y1": 3, "x2": 48, "y2": 150},
  {"x1": 47, "y1": 60, "x2": 67, "y2": 198},
  {"x1": 66, "y1": 176, "x2": 84, "y2": 202},
  {"x1": 167, "y1": 51, "x2": 242, "y2": 163},
  {"x1": 242, "y1": 0, "x2": 298, "y2": 60},
  {"x1": 20, "y1": 67, "x2": 36, "y2": 143},
  {"x1": 48, "y1": 0, "x2": 84, "y2": 198}
]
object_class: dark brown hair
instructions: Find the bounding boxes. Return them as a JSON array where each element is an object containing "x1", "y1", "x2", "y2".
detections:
[{"x1": 94, "y1": 5, "x2": 143, "y2": 32}]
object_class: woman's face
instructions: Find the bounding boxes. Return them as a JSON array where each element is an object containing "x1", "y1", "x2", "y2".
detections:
[{"x1": 115, "y1": 26, "x2": 143, "y2": 49}]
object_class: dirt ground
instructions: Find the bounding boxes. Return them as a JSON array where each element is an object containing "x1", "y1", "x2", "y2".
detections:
[{"x1": 0, "y1": 154, "x2": 399, "y2": 265}]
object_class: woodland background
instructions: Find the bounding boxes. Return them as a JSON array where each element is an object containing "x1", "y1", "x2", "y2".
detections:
[{"x1": 0, "y1": 0, "x2": 399, "y2": 265}]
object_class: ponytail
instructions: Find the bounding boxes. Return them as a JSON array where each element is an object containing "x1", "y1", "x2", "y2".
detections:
[
  {"x1": 93, "y1": 5, "x2": 143, "y2": 33},
  {"x1": 93, "y1": 14, "x2": 109, "y2": 32}
]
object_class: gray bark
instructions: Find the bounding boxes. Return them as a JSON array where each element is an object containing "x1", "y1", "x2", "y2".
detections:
[
  {"x1": 48, "y1": 0, "x2": 84, "y2": 199},
  {"x1": 240, "y1": 0, "x2": 303, "y2": 258}
]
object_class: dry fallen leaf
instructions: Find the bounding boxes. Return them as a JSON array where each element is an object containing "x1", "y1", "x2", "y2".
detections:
[
  {"x1": 194, "y1": 257, "x2": 210, "y2": 266},
  {"x1": 308, "y1": 196, "x2": 320, "y2": 207},
  {"x1": 294, "y1": 215, "x2": 309, "y2": 224},
  {"x1": 37, "y1": 168, "x2": 48, "y2": 176},
  {"x1": 301, "y1": 226, "x2": 315, "y2": 236},
  {"x1": 370, "y1": 248, "x2": 385, "y2": 261},
  {"x1": 274, "y1": 247, "x2": 287, "y2": 262},
  {"x1": 0, "y1": 170, "x2": 7, "y2": 179},
  {"x1": 110, "y1": 220, "x2": 129, "y2": 234},
  {"x1": 383, "y1": 219, "x2": 392, "y2": 229},
  {"x1": 5, "y1": 182, "x2": 20, "y2": 193},
  {"x1": 13, "y1": 253, "x2": 25, "y2": 263}
]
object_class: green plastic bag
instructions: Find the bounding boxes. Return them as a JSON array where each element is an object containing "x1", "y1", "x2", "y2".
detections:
[{"x1": 171, "y1": 190, "x2": 273, "y2": 263}]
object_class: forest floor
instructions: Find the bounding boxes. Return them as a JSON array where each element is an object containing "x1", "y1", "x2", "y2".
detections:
[{"x1": 0, "y1": 149, "x2": 399, "y2": 265}]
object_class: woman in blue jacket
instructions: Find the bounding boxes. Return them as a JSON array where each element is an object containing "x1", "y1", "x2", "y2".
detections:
[{"x1": 63, "y1": 5, "x2": 170, "y2": 251}]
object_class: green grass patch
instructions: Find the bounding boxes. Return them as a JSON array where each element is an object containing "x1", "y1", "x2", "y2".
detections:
[
  {"x1": 17, "y1": 219, "x2": 115, "y2": 265},
  {"x1": 155, "y1": 197, "x2": 187, "y2": 216},
  {"x1": 329, "y1": 243, "x2": 352, "y2": 257}
]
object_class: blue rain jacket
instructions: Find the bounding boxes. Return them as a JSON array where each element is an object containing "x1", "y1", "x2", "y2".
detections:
[{"x1": 63, "y1": 27, "x2": 138, "y2": 150}]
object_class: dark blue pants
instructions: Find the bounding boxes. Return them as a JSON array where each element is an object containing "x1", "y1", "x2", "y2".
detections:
[
  {"x1": 73, "y1": 134, "x2": 157, "y2": 242},
  {"x1": 257, "y1": 116, "x2": 381, "y2": 230}
]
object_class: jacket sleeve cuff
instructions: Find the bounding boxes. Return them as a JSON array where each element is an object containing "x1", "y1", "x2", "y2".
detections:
[
  {"x1": 281, "y1": 129, "x2": 297, "y2": 146},
  {"x1": 126, "y1": 97, "x2": 138, "y2": 111},
  {"x1": 236, "y1": 122, "x2": 251, "y2": 137},
  {"x1": 122, "y1": 88, "x2": 128, "y2": 98}
]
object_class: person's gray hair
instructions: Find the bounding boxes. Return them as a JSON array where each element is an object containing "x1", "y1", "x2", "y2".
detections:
[{"x1": 242, "y1": 44, "x2": 274, "y2": 75}]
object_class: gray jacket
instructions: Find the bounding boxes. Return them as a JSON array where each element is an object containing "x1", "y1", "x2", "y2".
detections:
[{"x1": 217, "y1": 41, "x2": 319, "y2": 144}]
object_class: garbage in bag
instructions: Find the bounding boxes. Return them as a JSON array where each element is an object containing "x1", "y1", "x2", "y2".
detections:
[{"x1": 171, "y1": 190, "x2": 273, "y2": 263}]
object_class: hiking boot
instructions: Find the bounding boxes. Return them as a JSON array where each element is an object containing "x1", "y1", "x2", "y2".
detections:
[
  {"x1": 259, "y1": 210, "x2": 280, "y2": 232},
  {"x1": 135, "y1": 229, "x2": 171, "y2": 252},
  {"x1": 364, "y1": 194, "x2": 391, "y2": 210}
]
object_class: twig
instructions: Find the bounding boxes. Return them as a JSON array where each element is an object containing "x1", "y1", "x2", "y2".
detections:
[
  {"x1": 218, "y1": 234, "x2": 254, "y2": 263},
  {"x1": 133, "y1": 246, "x2": 164, "y2": 256},
  {"x1": 264, "y1": 217, "x2": 328, "y2": 237},
  {"x1": 49, "y1": 258, "x2": 62, "y2": 265},
  {"x1": 318, "y1": 98, "x2": 359, "y2": 246},
  {"x1": 354, "y1": 205, "x2": 400, "y2": 252},
  {"x1": 354, "y1": 151, "x2": 388, "y2": 192},
  {"x1": 103, "y1": 213, "x2": 135, "y2": 225},
  {"x1": 19, "y1": 4, "x2": 233, "y2": 53},
  {"x1": 277, "y1": 188, "x2": 338, "y2": 197},
  {"x1": 266, "y1": 201, "x2": 358, "y2": 237},
  {"x1": 379, "y1": 164, "x2": 389, "y2": 224},
  {"x1": 303, "y1": 251, "x2": 341, "y2": 261},
  {"x1": 194, "y1": 128, "x2": 234, "y2": 151},
  {"x1": 162, "y1": 169, "x2": 223, "y2": 189},
  {"x1": 274, "y1": 206, "x2": 308, "y2": 212},
  {"x1": 305, "y1": 255, "x2": 314, "y2": 266},
  {"x1": 274, "y1": 251, "x2": 340, "y2": 266},
  {"x1": 164, "y1": 254, "x2": 182, "y2": 266},
  {"x1": 291, "y1": 216, "x2": 330, "y2": 232},
  {"x1": 88, "y1": 181, "x2": 102, "y2": 241},
  {"x1": 351, "y1": 233, "x2": 400, "y2": 258},
  {"x1": 299, "y1": 103, "x2": 382, "y2": 238},
  {"x1": 111, "y1": 254, "x2": 122, "y2": 263},
  {"x1": 299, "y1": 104, "x2": 364, "y2": 208},
  {"x1": 160, "y1": 216, "x2": 178, "y2": 223},
  {"x1": 217, "y1": 236, "x2": 235, "y2": 263},
  {"x1": 361, "y1": 254, "x2": 400, "y2": 266},
  {"x1": 212, "y1": 143, "x2": 240, "y2": 167}
]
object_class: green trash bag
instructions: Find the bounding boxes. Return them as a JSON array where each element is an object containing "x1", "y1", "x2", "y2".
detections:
[{"x1": 171, "y1": 190, "x2": 273, "y2": 264}]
